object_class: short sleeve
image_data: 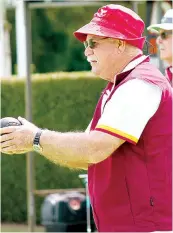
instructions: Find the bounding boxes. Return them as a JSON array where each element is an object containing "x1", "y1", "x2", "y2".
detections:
[
  {"x1": 85, "y1": 120, "x2": 92, "y2": 133},
  {"x1": 95, "y1": 79, "x2": 162, "y2": 144}
]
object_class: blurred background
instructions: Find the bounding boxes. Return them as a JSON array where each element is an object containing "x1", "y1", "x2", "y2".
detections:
[
  {"x1": 0, "y1": 0, "x2": 172, "y2": 232},
  {"x1": 1, "y1": 0, "x2": 172, "y2": 77}
]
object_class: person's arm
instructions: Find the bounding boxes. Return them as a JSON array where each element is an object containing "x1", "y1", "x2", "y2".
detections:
[
  {"x1": 94, "y1": 79, "x2": 162, "y2": 145},
  {"x1": 0, "y1": 79, "x2": 161, "y2": 169},
  {"x1": 57, "y1": 160, "x2": 89, "y2": 170},
  {"x1": 0, "y1": 119, "x2": 124, "y2": 170},
  {"x1": 39, "y1": 129, "x2": 125, "y2": 168}
]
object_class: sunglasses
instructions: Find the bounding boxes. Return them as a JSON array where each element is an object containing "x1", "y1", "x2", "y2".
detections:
[
  {"x1": 84, "y1": 37, "x2": 109, "y2": 49},
  {"x1": 159, "y1": 31, "x2": 172, "y2": 40}
]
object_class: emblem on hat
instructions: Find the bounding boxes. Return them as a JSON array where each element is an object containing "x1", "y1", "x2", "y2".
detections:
[{"x1": 96, "y1": 8, "x2": 107, "y2": 17}]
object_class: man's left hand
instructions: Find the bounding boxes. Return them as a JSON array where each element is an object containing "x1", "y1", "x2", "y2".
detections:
[{"x1": 0, "y1": 117, "x2": 39, "y2": 154}]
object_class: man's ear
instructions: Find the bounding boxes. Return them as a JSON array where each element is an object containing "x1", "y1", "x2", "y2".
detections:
[{"x1": 117, "y1": 40, "x2": 126, "y2": 53}]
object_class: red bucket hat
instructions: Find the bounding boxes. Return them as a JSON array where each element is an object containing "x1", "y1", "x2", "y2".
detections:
[{"x1": 74, "y1": 4, "x2": 146, "y2": 50}]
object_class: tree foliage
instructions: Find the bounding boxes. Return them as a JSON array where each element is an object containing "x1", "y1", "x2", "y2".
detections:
[{"x1": 7, "y1": 5, "x2": 100, "y2": 74}]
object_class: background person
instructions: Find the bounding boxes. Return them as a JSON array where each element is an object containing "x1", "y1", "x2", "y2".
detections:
[
  {"x1": 0, "y1": 4, "x2": 172, "y2": 232},
  {"x1": 148, "y1": 8, "x2": 173, "y2": 86}
]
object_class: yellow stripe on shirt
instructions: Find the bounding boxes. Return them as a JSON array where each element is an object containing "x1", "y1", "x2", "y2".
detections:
[{"x1": 96, "y1": 125, "x2": 138, "y2": 143}]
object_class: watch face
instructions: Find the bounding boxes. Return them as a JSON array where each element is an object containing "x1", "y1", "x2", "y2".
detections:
[{"x1": 33, "y1": 144, "x2": 43, "y2": 152}]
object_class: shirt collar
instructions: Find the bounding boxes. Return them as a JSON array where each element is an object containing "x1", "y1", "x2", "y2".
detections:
[
  {"x1": 169, "y1": 66, "x2": 172, "y2": 73},
  {"x1": 121, "y1": 54, "x2": 149, "y2": 73},
  {"x1": 114, "y1": 54, "x2": 150, "y2": 85}
]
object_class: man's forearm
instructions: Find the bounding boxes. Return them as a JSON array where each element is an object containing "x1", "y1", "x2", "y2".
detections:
[
  {"x1": 39, "y1": 130, "x2": 93, "y2": 168},
  {"x1": 39, "y1": 129, "x2": 123, "y2": 168}
]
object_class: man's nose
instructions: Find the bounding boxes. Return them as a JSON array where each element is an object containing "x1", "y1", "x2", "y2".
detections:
[
  {"x1": 84, "y1": 46, "x2": 94, "y2": 57},
  {"x1": 156, "y1": 36, "x2": 162, "y2": 45}
]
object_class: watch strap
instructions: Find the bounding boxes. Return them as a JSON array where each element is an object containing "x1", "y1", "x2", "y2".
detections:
[{"x1": 33, "y1": 129, "x2": 42, "y2": 146}]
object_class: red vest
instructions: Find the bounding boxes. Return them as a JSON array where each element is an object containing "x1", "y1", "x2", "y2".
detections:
[
  {"x1": 88, "y1": 61, "x2": 172, "y2": 232},
  {"x1": 165, "y1": 66, "x2": 173, "y2": 87}
]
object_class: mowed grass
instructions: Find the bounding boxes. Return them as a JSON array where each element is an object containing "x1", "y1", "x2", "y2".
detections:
[{"x1": 1, "y1": 224, "x2": 45, "y2": 232}]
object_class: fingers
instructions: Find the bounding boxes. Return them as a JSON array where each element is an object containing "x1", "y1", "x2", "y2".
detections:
[
  {"x1": 0, "y1": 139, "x2": 14, "y2": 149},
  {"x1": 3, "y1": 151, "x2": 14, "y2": 155},
  {"x1": 18, "y1": 116, "x2": 30, "y2": 126},
  {"x1": 1, "y1": 145, "x2": 16, "y2": 153},
  {"x1": 0, "y1": 118, "x2": 36, "y2": 154},
  {"x1": 0, "y1": 132, "x2": 14, "y2": 143},
  {"x1": 0, "y1": 143, "x2": 26, "y2": 154},
  {"x1": 18, "y1": 116, "x2": 26, "y2": 125},
  {"x1": 0, "y1": 126, "x2": 19, "y2": 135},
  {"x1": 1, "y1": 147, "x2": 27, "y2": 155}
]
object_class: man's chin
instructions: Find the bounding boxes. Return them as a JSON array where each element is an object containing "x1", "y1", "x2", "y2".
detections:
[
  {"x1": 91, "y1": 67, "x2": 99, "y2": 75},
  {"x1": 160, "y1": 54, "x2": 171, "y2": 61}
]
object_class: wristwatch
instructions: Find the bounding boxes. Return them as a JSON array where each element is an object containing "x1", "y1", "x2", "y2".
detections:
[{"x1": 33, "y1": 129, "x2": 43, "y2": 152}]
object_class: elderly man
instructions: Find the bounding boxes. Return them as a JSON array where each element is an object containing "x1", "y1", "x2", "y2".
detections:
[
  {"x1": 148, "y1": 9, "x2": 173, "y2": 86},
  {"x1": 0, "y1": 4, "x2": 172, "y2": 232}
]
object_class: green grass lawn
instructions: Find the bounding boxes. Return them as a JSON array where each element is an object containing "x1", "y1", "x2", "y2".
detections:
[{"x1": 1, "y1": 224, "x2": 45, "y2": 232}]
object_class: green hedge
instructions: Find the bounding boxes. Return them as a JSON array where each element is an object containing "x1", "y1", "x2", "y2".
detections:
[{"x1": 1, "y1": 72, "x2": 106, "y2": 223}]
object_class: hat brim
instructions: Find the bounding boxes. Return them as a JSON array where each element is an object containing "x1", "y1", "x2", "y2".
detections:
[{"x1": 147, "y1": 23, "x2": 173, "y2": 33}]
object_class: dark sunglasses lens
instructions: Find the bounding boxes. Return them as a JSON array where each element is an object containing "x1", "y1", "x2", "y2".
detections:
[
  {"x1": 84, "y1": 39, "x2": 96, "y2": 49},
  {"x1": 89, "y1": 40, "x2": 95, "y2": 49},
  {"x1": 160, "y1": 32, "x2": 166, "y2": 39}
]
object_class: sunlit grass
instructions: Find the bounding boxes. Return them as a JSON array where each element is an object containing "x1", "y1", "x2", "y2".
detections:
[{"x1": 1, "y1": 224, "x2": 45, "y2": 232}]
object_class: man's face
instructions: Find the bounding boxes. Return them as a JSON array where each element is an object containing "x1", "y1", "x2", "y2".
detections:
[
  {"x1": 84, "y1": 35, "x2": 120, "y2": 81},
  {"x1": 156, "y1": 30, "x2": 173, "y2": 65}
]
